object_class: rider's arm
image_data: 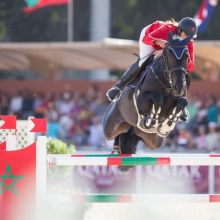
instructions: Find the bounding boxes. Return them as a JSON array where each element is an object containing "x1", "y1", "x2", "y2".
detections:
[
  {"x1": 142, "y1": 22, "x2": 175, "y2": 48},
  {"x1": 187, "y1": 40, "x2": 194, "y2": 73}
]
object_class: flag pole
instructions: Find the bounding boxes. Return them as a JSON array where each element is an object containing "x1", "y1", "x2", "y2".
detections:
[{"x1": 68, "y1": 0, "x2": 73, "y2": 41}]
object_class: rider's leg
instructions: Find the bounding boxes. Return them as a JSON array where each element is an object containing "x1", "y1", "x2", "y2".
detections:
[
  {"x1": 106, "y1": 60, "x2": 140, "y2": 101},
  {"x1": 106, "y1": 26, "x2": 156, "y2": 102}
]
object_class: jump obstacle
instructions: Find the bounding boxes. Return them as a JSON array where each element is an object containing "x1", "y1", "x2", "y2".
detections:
[{"x1": 1, "y1": 134, "x2": 220, "y2": 204}]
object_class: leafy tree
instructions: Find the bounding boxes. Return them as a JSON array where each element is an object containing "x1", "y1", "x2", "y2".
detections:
[
  {"x1": 0, "y1": 0, "x2": 219, "y2": 42},
  {"x1": 111, "y1": 0, "x2": 220, "y2": 40}
]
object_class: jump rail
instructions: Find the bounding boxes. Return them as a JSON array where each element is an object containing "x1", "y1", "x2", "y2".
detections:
[
  {"x1": 47, "y1": 193, "x2": 220, "y2": 203},
  {"x1": 47, "y1": 154, "x2": 220, "y2": 166}
]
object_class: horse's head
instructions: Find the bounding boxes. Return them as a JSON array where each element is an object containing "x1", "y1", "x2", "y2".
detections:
[{"x1": 162, "y1": 32, "x2": 192, "y2": 96}]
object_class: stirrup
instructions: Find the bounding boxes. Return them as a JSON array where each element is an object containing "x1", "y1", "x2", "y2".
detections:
[
  {"x1": 113, "y1": 89, "x2": 122, "y2": 102},
  {"x1": 106, "y1": 87, "x2": 122, "y2": 102}
]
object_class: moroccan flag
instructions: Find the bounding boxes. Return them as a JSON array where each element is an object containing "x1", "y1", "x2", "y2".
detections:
[
  {"x1": 29, "y1": 118, "x2": 47, "y2": 133},
  {"x1": 0, "y1": 143, "x2": 36, "y2": 220},
  {"x1": 23, "y1": 0, "x2": 69, "y2": 13},
  {"x1": 0, "y1": 115, "x2": 17, "y2": 130}
]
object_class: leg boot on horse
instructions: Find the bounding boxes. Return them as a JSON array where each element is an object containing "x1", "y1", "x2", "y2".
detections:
[
  {"x1": 137, "y1": 92, "x2": 164, "y2": 130},
  {"x1": 158, "y1": 97, "x2": 188, "y2": 137},
  {"x1": 112, "y1": 136, "x2": 121, "y2": 154}
]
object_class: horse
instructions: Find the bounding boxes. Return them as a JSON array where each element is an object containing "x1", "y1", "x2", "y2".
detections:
[{"x1": 102, "y1": 32, "x2": 192, "y2": 159}]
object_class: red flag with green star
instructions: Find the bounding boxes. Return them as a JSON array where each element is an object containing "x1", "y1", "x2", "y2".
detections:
[
  {"x1": 23, "y1": 0, "x2": 69, "y2": 13},
  {"x1": 0, "y1": 143, "x2": 36, "y2": 220}
]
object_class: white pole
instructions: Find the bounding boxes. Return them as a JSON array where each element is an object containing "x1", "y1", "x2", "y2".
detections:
[
  {"x1": 208, "y1": 166, "x2": 215, "y2": 194},
  {"x1": 67, "y1": 0, "x2": 74, "y2": 42},
  {"x1": 36, "y1": 136, "x2": 47, "y2": 219},
  {"x1": 90, "y1": 0, "x2": 110, "y2": 80}
]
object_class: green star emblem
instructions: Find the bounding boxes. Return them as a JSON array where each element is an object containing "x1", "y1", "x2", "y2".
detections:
[{"x1": 0, "y1": 165, "x2": 24, "y2": 195}]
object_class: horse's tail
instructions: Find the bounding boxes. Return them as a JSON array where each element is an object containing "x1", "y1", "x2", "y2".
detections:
[{"x1": 119, "y1": 128, "x2": 140, "y2": 154}]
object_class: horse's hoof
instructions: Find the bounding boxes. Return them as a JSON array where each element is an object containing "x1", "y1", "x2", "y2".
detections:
[
  {"x1": 119, "y1": 166, "x2": 134, "y2": 172},
  {"x1": 112, "y1": 145, "x2": 121, "y2": 154},
  {"x1": 179, "y1": 108, "x2": 190, "y2": 122},
  {"x1": 157, "y1": 124, "x2": 170, "y2": 137}
]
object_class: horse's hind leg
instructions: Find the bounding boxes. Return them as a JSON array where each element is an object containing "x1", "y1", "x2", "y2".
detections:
[
  {"x1": 112, "y1": 136, "x2": 121, "y2": 154},
  {"x1": 118, "y1": 129, "x2": 140, "y2": 172}
]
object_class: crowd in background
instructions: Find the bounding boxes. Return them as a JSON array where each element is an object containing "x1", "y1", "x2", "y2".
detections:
[{"x1": 0, "y1": 86, "x2": 220, "y2": 152}]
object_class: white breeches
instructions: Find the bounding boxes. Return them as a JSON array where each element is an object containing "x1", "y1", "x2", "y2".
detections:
[{"x1": 139, "y1": 25, "x2": 162, "y2": 67}]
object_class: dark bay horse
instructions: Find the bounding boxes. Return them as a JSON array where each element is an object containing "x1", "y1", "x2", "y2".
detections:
[{"x1": 103, "y1": 33, "x2": 192, "y2": 155}]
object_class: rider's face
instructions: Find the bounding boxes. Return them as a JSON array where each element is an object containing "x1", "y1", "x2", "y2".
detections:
[{"x1": 180, "y1": 31, "x2": 188, "y2": 40}]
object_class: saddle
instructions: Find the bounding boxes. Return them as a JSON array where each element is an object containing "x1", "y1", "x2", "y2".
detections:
[{"x1": 129, "y1": 54, "x2": 155, "y2": 88}]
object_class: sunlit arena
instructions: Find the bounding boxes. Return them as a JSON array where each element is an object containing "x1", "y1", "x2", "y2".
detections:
[{"x1": 1, "y1": 1, "x2": 220, "y2": 220}]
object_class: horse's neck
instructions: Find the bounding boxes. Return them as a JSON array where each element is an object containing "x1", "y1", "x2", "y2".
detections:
[{"x1": 140, "y1": 55, "x2": 169, "y2": 90}]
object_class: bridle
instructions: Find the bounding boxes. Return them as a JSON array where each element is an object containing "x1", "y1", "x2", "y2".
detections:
[{"x1": 148, "y1": 45, "x2": 189, "y2": 93}]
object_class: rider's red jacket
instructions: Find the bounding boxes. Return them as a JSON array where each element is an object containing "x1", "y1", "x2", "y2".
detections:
[{"x1": 142, "y1": 21, "x2": 194, "y2": 73}]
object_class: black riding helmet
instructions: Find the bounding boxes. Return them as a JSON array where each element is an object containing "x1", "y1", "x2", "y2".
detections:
[{"x1": 178, "y1": 17, "x2": 197, "y2": 37}]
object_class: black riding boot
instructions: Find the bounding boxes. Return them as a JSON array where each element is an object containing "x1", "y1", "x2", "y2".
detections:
[{"x1": 106, "y1": 60, "x2": 139, "y2": 101}]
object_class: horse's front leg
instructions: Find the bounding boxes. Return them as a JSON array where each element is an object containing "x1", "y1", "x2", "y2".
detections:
[
  {"x1": 138, "y1": 92, "x2": 164, "y2": 130},
  {"x1": 158, "y1": 97, "x2": 188, "y2": 137}
]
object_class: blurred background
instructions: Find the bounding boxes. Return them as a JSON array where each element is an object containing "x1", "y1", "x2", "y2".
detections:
[{"x1": 1, "y1": 1, "x2": 220, "y2": 219}]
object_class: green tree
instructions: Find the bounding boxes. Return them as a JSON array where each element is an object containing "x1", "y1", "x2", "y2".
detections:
[{"x1": 111, "y1": 0, "x2": 220, "y2": 40}]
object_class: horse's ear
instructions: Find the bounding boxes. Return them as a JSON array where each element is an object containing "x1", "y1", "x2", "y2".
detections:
[{"x1": 168, "y1": 32, "x2": 174, "y2": 43}]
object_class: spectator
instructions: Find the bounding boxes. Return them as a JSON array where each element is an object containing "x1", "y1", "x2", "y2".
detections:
[
  {"x1": 0, "y1": 93, "x2": 9, "y2": 115},
  {"x1": 187, "y1": 94, "x2": 200, "y2": 120},
  {"x1": 207, "y1": 95, "x2": 219, "y2": 123},
  {"x1": 194, "y1": 125, "x2": 207, "y2": 151},
  {"x1": 22, "y1": 89, "x2": 34, "y2": 118},
  {"x1": 176, "y1": 125, "x2": 193, "y2": 149},
  {"x1": 58, "y1": 113, "x2": 74, "y2": 140},
  {"x1": 9, "y1": 91, "x2": 23, "y2": 117},
  {"x1": 88, "y1": 116, "x2": 105, "y2": 147},
  {"x1": 89, "y1": 91, "x2": 108, "y2": 117},
  {"x1": 46, "y1": 102, "x2": 60, "y2": 138},
  {"x1": 206, "y1": 122, "x2": 220, "y2": 152},
  {"x1": 57, "y1": 92, "x2": 74, "y2": 115},
  {"x1": 33, "y1": 92, "x2": 47, "y2": 118}
]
